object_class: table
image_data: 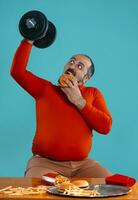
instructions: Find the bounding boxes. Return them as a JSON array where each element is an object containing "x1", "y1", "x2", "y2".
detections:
[{"x1": 0, "y1": 177, "x2": 137, "y2": 200}]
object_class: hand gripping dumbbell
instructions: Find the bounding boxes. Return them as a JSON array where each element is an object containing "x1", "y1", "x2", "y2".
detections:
[{"x1": 19, "y1": 10, "x2": 56, "y2": 48}]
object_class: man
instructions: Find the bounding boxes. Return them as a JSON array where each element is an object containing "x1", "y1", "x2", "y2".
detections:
[{"x1": 10, "y1": 39, "x2": 112, "y2": 178}]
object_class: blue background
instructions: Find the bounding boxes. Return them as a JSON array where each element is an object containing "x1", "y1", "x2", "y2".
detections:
[{"x1": 0, "y1": 0, "x2": 138, "y2": 179}]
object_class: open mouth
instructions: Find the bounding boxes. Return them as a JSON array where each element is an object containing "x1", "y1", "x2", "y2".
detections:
[{"x1": 65, "y1": 69, "x2": 75, "y2": 76}]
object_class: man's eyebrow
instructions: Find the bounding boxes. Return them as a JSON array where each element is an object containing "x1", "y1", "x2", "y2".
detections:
[
  {"x1": 70, "y1": 57, "x2": 76, "y2": 60},
  {"x1": 70, "y1": 57, "x2": 85, "y2": 67},
  {"x1": 78, "y1": 61, "x2": 85, "y2": 67}
]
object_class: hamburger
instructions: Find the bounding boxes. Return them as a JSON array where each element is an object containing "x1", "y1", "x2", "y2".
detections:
[
  {"x1": 71, "y1": 180, "x2": 89, "y2": 189},
  {"x1": 58, "y1": 73, "x2": 75, "y2": 88},
  {"x1": 58, "y1": 182, "x2": 79, "y2": 193}
]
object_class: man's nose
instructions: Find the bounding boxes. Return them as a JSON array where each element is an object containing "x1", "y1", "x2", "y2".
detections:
[{"x1": 69, "y1": 64, "x2": 75, "y2": 69}]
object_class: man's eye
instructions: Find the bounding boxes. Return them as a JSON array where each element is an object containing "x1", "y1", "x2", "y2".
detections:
[
  {"x1": 78, "y1": 64, "x2": 82, "y2": 69},
  {"x1": 69, "y1": 60, "x2": 74, "y2": 64}
]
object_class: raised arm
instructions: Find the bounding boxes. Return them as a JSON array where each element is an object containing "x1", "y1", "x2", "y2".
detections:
[
  {"x1": 80, "y1": 88, "x2": 112, "y2": 134},
  {"x1": 10, "y1": 40, "x2": 50, "y2": 98}
]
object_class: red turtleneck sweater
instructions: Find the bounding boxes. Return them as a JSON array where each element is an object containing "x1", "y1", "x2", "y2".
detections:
[{"x1": 10, "y1": 40, "x2": 112, "y2": 161}]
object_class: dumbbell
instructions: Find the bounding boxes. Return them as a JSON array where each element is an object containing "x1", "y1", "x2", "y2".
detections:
[{"x1": 19, "y1": 10, "x2": 56, "y2": 48}]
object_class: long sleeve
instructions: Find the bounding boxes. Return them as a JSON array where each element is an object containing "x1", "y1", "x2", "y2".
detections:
[
  {"x1": 80, "y1": 88, "x2": 112, "y2": 134},
  {"x1": 10, "y1": 40, "x2": 50, "y2": 98}
]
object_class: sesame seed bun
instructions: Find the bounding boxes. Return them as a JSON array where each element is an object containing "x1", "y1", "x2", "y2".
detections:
[
  {"x1": 71, "y1": 180, "x2": 89, "y2": 188},
  {"x1": 59, "y1": 182, "x2": 79, "y2": 191}
]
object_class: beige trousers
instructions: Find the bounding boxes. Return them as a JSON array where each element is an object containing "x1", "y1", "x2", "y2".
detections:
[{"x1": 24, "y1": 155, "x2": 112, "y2": 178}]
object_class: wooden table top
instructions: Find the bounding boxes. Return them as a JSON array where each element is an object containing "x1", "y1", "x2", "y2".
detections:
[{"x1": 0, "y1": 177, "x2": 137, "y2": 200}]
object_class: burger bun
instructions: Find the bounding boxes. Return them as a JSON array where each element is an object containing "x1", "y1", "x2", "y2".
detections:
[{"x1": 71, "y1": 180, "x2": 89, "y2": 188}]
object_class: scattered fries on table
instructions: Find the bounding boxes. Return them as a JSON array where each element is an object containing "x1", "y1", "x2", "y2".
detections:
[{"x1": 0, "y1": 185, "x2": 47, "y2": 196}]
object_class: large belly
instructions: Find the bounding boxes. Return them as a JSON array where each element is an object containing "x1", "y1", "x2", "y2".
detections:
[{"x1": 32, "y1": 86, "x2": 92, "y2": 160}]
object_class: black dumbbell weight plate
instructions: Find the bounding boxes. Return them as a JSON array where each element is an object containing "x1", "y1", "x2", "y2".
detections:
[
  {"x1": 19, "y1": 10, "x2": 48, "y2": 41},
  {"x1": 34, "y1": 21, "x2": 57, "y2": 48}
]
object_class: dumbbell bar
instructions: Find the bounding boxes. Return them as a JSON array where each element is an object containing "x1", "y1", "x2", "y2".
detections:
[{"x1": 19, "y1": 10, "x2": 56, "y2": 48}]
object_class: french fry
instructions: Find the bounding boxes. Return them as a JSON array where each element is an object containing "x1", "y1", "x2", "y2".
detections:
[{"x1": 0, "y1": 185, "x2": 47, "y2": 196}]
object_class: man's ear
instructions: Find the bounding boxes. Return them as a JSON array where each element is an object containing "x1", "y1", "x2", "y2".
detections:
[{"x1": 83, "y1": 74, "x2": 90, "y2": 84}]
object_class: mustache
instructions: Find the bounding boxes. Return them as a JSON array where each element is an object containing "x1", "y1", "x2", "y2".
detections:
[{"x1": 64, "y1": 69, "x2": 76, "y2": 76}]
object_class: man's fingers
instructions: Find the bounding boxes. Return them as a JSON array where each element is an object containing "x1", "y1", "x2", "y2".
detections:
[
  {"x1": 69, "y1": 76, "x2": 78, "y2": 86},
  {"x1": 63, "y1": 78, "x2": 74, "y2": 88}
]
